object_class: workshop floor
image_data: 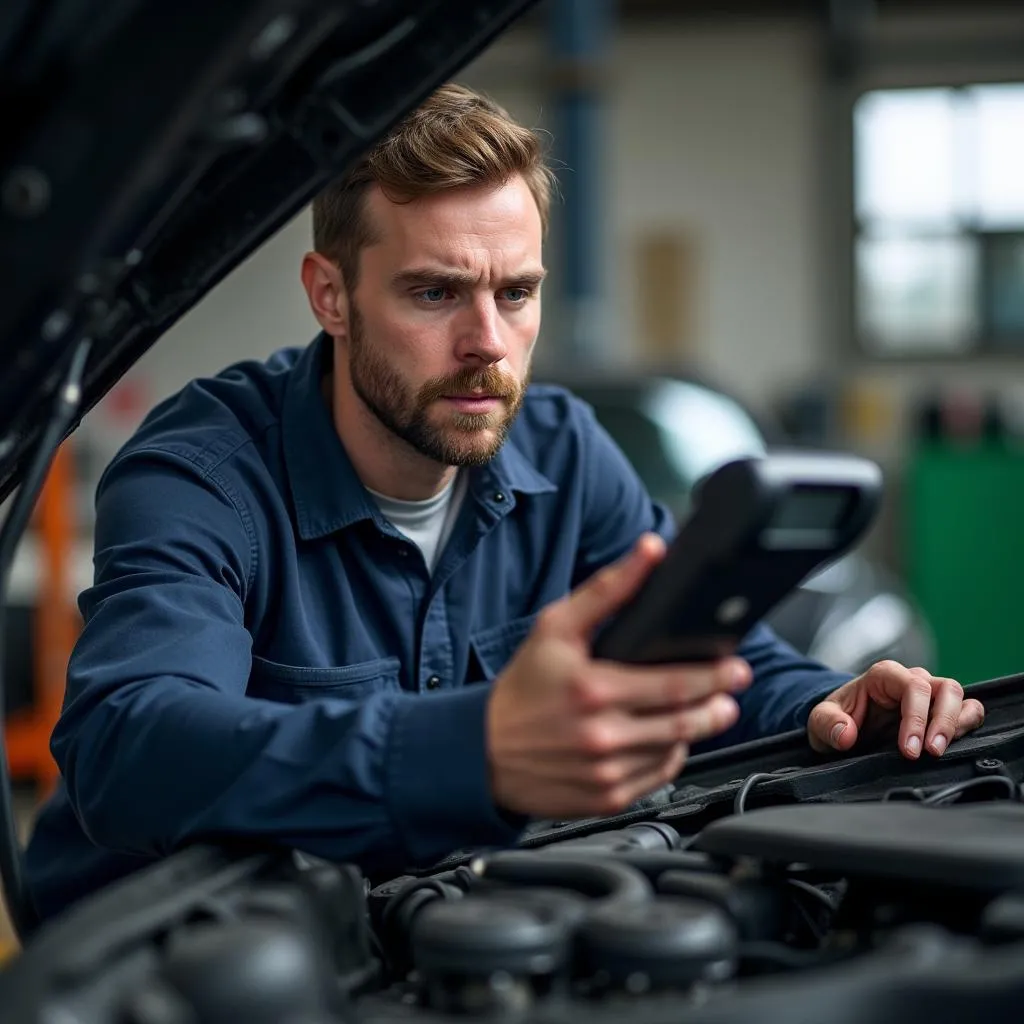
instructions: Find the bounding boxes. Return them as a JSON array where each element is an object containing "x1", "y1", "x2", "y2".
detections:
[{"x1": 0, "y1": 791, "x2": 37, "y2": 963}]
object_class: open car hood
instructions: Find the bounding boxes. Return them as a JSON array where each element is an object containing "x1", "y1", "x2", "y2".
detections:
[{"x1": 0, "y1": 0, "x2": 537, "y2": 503}]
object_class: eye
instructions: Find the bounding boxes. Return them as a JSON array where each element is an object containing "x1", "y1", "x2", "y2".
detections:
[
  {"x1": 417, "y1": 286, "x2": 449, "y2": 303},
  {"x1": 501, "y1": 286, "x2": 531, "y2": 303}
]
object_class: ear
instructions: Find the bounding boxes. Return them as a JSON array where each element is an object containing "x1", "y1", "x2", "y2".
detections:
[{"x1": 301, "y1": 251, "x2": 351, "y2": 339}]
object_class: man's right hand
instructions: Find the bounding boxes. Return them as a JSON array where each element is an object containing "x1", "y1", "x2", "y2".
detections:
[{"x1": 486, "y1": 533, "x2": 751, "y2": 820}]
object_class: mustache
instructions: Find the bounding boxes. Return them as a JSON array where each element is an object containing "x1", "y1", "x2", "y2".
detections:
[{"x1": 418, "y1": 366, "x2": 521, "y2": 405}]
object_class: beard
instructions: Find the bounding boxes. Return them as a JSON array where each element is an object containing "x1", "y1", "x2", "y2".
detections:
[{"x1": 346, "y1": 304, "x2": 530, "y2": 467}]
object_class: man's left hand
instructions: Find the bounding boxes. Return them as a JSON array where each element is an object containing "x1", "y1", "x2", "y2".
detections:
[{"x1": 807, "y1": 661, "x2": 985, "y2": 759}]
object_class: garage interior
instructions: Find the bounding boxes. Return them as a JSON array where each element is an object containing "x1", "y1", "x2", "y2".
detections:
[{"x1": 2, "y1": 0, "x2": 1023, "y2": 957}]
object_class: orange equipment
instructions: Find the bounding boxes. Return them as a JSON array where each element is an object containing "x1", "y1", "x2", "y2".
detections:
[{"x1": 4, "y1": 442, "x2": 80, "y2": 799}]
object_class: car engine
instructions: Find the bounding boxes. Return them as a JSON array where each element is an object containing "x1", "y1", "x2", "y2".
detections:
[{"x1": 5, "y1": 673, "x2": 1024, "y2": 1024}]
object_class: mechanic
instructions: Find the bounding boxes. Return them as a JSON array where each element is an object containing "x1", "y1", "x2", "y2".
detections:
[{"x1": 23, "y1": 83, "x2": 985, "y2": 923}]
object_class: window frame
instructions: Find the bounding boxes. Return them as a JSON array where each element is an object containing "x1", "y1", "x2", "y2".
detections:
[
  {"x1": 848, "y1": 80, "x2": 1024, "y2": 359},
  {"x1": 819, "y1": 20, "x2": 1024, "y2": 368}
]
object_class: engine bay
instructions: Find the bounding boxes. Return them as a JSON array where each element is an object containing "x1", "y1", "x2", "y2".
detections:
[{"x1": 5, "y1": 672, "x2": 1024, "y2": 1024}]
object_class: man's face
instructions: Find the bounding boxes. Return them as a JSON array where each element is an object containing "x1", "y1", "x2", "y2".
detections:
[{"x1": 342, "y1": 175, "x2": 544, "y2": 467}]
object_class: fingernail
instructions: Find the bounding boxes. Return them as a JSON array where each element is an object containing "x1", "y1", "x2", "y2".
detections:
[
  {"x1": 729, "y1": 664, "x2": 750, "y2": 691},
  {"x1": 931, "y1": 734, "x2": 947, "y2": 756},
  {"x1": 907, "y1": 735, "x2": 922, "y2": 757},
  {"x1": 640, "y1": 533, "x2": 666, "y2": 557},
  {"x1": 830, "y1": 722, "x2": 847, "y2": 746}
]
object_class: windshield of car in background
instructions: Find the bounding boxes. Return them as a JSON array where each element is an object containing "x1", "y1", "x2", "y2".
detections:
[{"x1": 581, "y1": 380, "x2": 768, "y2": 521}]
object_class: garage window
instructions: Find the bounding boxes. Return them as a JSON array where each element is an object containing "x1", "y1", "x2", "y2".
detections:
[{"x1": 854, "y1": 82, "x2": 1024, "y2": 356}]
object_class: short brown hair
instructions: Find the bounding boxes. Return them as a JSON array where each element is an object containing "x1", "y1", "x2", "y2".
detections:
[{"x1": 311, "y1": 83, "x2": 556, "y2": 290}]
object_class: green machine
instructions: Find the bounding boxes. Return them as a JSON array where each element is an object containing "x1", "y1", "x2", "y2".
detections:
[{"x1": 906, "y1": 441, "x2": 1024, "y2": 685}]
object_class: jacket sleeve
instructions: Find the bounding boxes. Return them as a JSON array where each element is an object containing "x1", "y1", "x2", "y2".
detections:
[
  {"x1": 570, "y1": 402, "x2": 853, "y2": 746},
  {"x1": 695, "y1": 622, "x2": 852, "y2": 752},
  {"x1": 51, "y1": 450, "x2": 520, "y2": 874}
]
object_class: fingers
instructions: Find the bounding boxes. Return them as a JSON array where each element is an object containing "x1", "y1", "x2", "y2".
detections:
[
  {"x1": 896, "y1": 666, "x2": 936, "y2": 759},
  {"x1": 906, "y1": 667, "x2": 983, "y2": 759},
  {"x1": 612, "y1": 743, "x2": 689, "y2": 808},
  {"x1": 573, "y1": 657, "x2": 752, "y2": 713},
  {"x1": 921, "y1": 675, "x2": 966, "y2": 756},
  {"x1": 815, "y1": 661, "x2": 986, "y2": 761},
  {"x1": 576, "y1": 694, "x2": 740, "y2": 755},
  {"x1": 586, "y1": 743, "x2": 690, "y2": 816},
  {"x1": 953, "y1": 697, "x2": 985, "y2": 740},
  {"x1": 806, "y1": 698, "x2": 860, "y2": 754},
  {"x1": 518, "y1": 743, "x2": 689, "y2": 819},
  {"x1": 564, "y1": 746, "x2": 683, "y2": 789},
  {"x1": 549, "y1": 533, "x2": 667, "y2": 637},
  {"x1": 805, "y1": 676, "x2": 870, "y2": 753}
]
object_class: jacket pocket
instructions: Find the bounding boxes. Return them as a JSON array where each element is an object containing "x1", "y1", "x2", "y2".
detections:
[
  {"x1": 469, "y1": 613, "x2": 538, "y2": 681},
  {"x1": 248, "y1": 654, "x2": 402, "y2": 705}
]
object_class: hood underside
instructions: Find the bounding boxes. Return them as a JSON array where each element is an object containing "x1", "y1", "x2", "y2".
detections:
[{"x1": 0, "y1": 0, "x2": 537, "y2": 503}]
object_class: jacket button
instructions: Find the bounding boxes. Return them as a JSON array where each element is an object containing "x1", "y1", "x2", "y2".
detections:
[
  {"x1": 426, "y1": 675, "x2": 441, "y2": 690},
  {"x1": 493, "y1": 492, "x2": 505, "y2": 502}
]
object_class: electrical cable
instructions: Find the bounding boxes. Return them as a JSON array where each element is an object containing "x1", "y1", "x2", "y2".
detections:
[
  {"x1": 733, "y1": 772, "x2": 780, "y2": 815},
  {"x1": 921, "y1": 774, "x2": 1017, "y2": 806},
  {"x1": 787, "y1": 878, "x2": 838, "y2": 914},
  {"x1": 0, "y1": 336, "x2": 91, "y2": 940}
]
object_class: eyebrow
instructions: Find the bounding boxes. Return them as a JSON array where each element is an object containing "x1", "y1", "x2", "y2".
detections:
[{"x1": 391, "y1": 266, "x2": 548, "y2": 290}]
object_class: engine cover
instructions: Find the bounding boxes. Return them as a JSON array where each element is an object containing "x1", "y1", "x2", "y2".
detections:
[{"x1": 694, "y1": 802, "x2": 1024, "y2": 890}]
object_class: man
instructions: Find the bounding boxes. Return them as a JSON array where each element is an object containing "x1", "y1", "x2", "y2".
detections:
[{"x1": 24, "y1": 84, "x2": 984, "y2": 923}]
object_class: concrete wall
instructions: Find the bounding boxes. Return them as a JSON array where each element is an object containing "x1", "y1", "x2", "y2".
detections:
[
  {"x1": 608, "y1": 21, "x2": 826, "y2": 401},
  {"x1": 127, "y1": 210, "x2": 319, "y2": 399}
]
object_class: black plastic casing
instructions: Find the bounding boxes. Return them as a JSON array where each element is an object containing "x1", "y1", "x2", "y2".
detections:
[{"x1": 593, "y1": 452, "x2": 883, "y2": 664}]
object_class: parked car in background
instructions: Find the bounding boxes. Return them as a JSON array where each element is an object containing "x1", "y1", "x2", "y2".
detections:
[{"x1": 552, "y1": 372, "x2": 936, "y2": 676}]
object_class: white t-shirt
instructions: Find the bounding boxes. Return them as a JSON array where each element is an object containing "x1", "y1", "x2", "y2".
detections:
[{"x1": 367, "y1": 471, "x2": 469, "y2": 573}]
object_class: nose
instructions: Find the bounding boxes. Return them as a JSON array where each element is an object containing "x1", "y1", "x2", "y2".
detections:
[{"x1": 454, "y1": 296, "x2": 508, "y2": 366}]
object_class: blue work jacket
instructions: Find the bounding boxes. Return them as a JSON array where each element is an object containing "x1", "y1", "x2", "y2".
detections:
[{"x1": 24, "y1": 333, "x2": 848, "y2": 921}]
